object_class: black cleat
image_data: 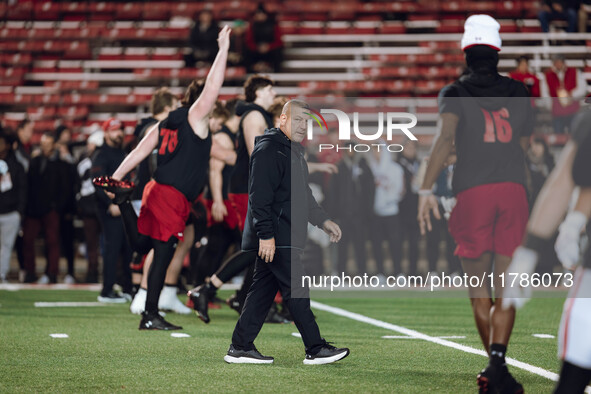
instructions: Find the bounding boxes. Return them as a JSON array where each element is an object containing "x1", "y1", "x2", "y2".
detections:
[
  {"x1": 265, "y1": 303, "x2": 291, "y2": 324},
  {"x1": 92, "y1": 176, "x2": 135, "y2": 204},
  {"x1": 187, "y1": 283, "x2": 214, "y2": 323},
  {"x1": 224, "y1": 344, "x2": 274, "y2": 364},
  {"x1": 477, "y1": 364, "x2": 523, "y2": 394},
  {"x1": 226, "y1": 292, "x2": 244, "y2": 315},
  {"x1": 304, "y1": 342, "x2": 350, "y2": 365},
  {"x1": 139, "y1": 311, "x2": 182, "y2": 330}
]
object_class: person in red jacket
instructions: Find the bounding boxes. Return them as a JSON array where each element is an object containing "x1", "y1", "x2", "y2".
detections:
[
  {"x1": 509, "y1": 56, "x2": 541, "y2": 98},
  {"x1": 542, "y1": 54, "x2": 587, "y2": 134},
  {"x1": 244, "y1": 4, "x2": 283, "y2": 73}
]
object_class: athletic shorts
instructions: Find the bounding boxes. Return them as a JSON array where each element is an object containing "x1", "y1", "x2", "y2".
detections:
[
  {"x1": 203, "y1": 198, "x2": 240, "y2": 230},
  {"x1": 228, "y1": 193, "x2": 248, "y2": 232},
  {"x1": 558, "y1": 267, "x2": 591, "y2": 369},
  {"x1": 137, "y1": 180, "x2": 190, "y2": 242},
  {"x1": 448, "y1": 182, "x2": 528, "y2": 259}
]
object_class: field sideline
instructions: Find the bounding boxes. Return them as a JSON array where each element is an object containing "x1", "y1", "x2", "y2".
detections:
[{"x1": 0, "y1": 288, "x2": 574, "y2": 392}]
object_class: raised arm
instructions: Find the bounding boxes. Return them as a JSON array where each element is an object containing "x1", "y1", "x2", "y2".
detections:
[
  {"x1": 112, "y1": 123, "x2": 159, "y2": 181},
  {"x1": 188, "y1": 25, "x2": 231, "y2": 138}
]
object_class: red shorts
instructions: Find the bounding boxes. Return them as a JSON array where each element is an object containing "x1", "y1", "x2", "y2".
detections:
[
  {"x1": 203, "y1": 198, "x2": 240, "y2": 229},
  {"x1": 228, "y1": 193, "x2": 248, "y2": 232},
  {"x1": 137, "y1": 180, "x2": 190, "y2": 242},
  {"x1": 448, "y1": 182, "x2": 529, "y2": 259}
]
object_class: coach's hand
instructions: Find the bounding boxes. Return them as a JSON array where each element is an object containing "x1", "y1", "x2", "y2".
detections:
[
  {"x1": 417, "y1": 191, "x2": 440, "y2": 235},
  {"x1": 259, "y1": 237, "x2": 276, "y2": 263},
  {"x1": 211, "y1": 201, "x2": 227, "y2": 223},
  {"x1": 322, "y1": 220, "x2": 342, "y2": 243},
  {"x1": 218, "y1": 25, "x2": 231, "y2": 52},
  {"x1": 501, "y1": 246, "x2": 538, "y2": 310}
]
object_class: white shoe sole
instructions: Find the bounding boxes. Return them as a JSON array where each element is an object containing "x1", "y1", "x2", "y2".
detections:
[
  {"x1": 223, "y1": 355, "x2": 274, "y2": 364},
  {"x1": 303, "y1": 349, "x2": 350, "y2": 365},
  {"x1": 97, "y1": 296, "x2": 127, "y2": 304}
]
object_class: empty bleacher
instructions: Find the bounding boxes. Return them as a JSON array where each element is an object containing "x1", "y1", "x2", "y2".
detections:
[{"x1": 0, "y1": 1, "x2": 589, "y2": 144}]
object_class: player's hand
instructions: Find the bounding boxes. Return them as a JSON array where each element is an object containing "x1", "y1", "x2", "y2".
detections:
[
  {"x1": 211, "y1": 201, "x2": 227, "y2": 223},
  {"x1": 555, "y1": 211, "x2": 587, "y2": 270},
  {"x1": 218, "y1": 25, "x2": 231, "y2": 52},
  {"x1": 501, "y1": 246, "x2": 538, "y2": 310},
  {"x1": 259, "y1": 237, "x2": 275, "y2": 263},
  {"x1": 417, "y1": 192, "x2": 440, "y2": 235},
  {"x1": 108, "y1": 204, "x2": 121, "y2": 217},
  {"x1": 322, "y1": 220, "x2": 342, "y2": 243}
]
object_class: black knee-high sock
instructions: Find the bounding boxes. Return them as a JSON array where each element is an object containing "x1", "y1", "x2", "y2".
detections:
[
  {"x1": 554, "y1": 361, "x2": 591, "y2": 394},
  {"x1": 119, "y1": 201, "x2": 152, "y2": 255},
  {"x1": 215, "y1": 250, "x2": 257, "y2": 284},
  {"x1": 145, "y1": 237, "x2": 177, "y2": 314}
]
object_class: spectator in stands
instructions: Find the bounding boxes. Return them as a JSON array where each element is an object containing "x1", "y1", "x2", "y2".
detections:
[
  {"x1": 509, "y1": 56, "x2": 541, "y2": 98},
  {"x1": 228, "y1": 20, "x2": 247, "y2": 67},
  {"x1": 22, "y1": 132, "x2": 69, "y2": 283},
  {"x1": 541, "y1": 54, "x2": 587, "y2": 133},
  {"x1": 245, "y1": 4, "x2": 283, "y2": 72},
  {"x1": 367, "y1": 146, "x2": 404, "y2": 279},
  {"x1": 76, "y1": 131, "x2": 103, "y2": 283},
  {"x1": 0, "y1": 128, "x2": 26, "y2": 283},
  {"x1": 398, "y1": 140, "x2": 421, "y2": 277},
  {"x1": 14, "y1": 119, "x2": 33, "y2": 172},
  {"x1": 327, "y1": 143, "x2": 374, "y2": 275},
  {"x1": 527, "y1": 136, "x2": 555, "y2": 205},
  {"x1": 55, "y1": 125, "x2": 77, "y2": 284},
  {"x1": 13, "y1": 119, "x2": 33, "y2": 282},
  {"x1": 91, "y1": 119, "x2": 133, "y2": 302},
  {"x1": 579, "y1": 0, "x2": 591, "y2": 31},
  {"x1": 187, "y1": 9, "x2": 219, "y2": 67},
  {"x1": 538, "y1": 0, "x2": 578, "y2": 32}
]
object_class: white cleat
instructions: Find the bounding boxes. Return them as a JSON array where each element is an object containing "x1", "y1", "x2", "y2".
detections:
[
  {"x1": 130, "y1": 288, "x2": 147, "y2": 315},
  {"x1": 158, "y1": 286, "x2": 192, "y2": 315}
]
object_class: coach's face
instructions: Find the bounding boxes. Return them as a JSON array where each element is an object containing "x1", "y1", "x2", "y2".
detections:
[{"x1": 281, "y1": 105, "x2": 308, "y2": 143}]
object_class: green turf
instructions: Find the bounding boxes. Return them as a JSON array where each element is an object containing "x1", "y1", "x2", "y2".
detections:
[{"x1": 0, "y1": 289, "x2": 565, "y2": 393}]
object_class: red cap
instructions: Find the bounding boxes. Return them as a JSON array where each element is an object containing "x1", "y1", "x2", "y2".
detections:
[{"x1": 102, "y1": 118, "x2": 122, "y2": 132}]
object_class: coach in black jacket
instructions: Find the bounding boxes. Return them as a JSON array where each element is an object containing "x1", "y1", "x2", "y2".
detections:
[{"x1": 225, "y1": 100, "x2": 350, "y2": 365}]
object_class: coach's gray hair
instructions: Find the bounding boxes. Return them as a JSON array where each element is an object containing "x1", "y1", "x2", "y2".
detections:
[{"x1": 281, "y1": 99, "x2": 310, "y2": 117}]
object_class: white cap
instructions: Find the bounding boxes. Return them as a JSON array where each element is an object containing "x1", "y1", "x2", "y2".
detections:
[
  {"x1": 461, "y1": 14, "x2": 502, "y2": 51},
  {"x1": 87, "y1": 131, "x2": 104, "y2": 147}
]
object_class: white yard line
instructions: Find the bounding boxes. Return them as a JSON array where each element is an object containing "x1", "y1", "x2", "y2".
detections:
[
  {"x1": 310, "y1": 300, "x2": 560, "y2": 382},
  {"x1": 35, "y1": 302, "x2": 109, "y2": 307}
]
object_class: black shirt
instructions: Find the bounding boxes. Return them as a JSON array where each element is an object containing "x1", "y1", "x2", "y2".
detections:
[
  {"x1": 131, "y1": 117, "x2": 158, "y2": 200},
  {"x1": 91, "y1": 144, "x2": 128, "y2": 211},
  {"x1": 153, "y1": 107, "x2": 212, "y2": 202},
  {"x1": 439, "y1": 72, "x2": 534, "y2": 194},
  {"x1": 206, "y1": 125, "x2": 236, "y2": 201},
  {"x1": 0, "y1": 152, "x2": 26, "y2": 216},
  {"x1": 229, "y1": 103, "x2": 273, "y2": 194}
]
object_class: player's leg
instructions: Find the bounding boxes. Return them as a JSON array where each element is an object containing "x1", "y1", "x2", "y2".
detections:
[
  {"x1": 139, "y1": 236, "x2": 182, "y2": 330},
  {"x1": 158, "y1": 224, "x2": 193, "y2": 314},
  {"x1": 118, "y1": 200, "x2": 152, "y2": 255},
  {"x1": 490, "y1": 254, "x2": 516, "y2": 347},
  {"x1": 225, "y1": 257, "x2": 278, "y2": 363},
  {"x1": 461, "y1": 253, "x2": 494, "y2": 353}
]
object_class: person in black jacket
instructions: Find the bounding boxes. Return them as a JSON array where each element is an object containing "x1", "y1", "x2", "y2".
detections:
[
  {"x1": 186, "y1": 10, "x2": 219, "y2": 67},
  {"x1": 0, "y1": 128, "x2": 26, "y2": 283},
  {"x1": 22, "y1": 132, "x2": 69, "y2": 283},
  {"x1": 90, "y1": 119, "x2": 133, "y2": 302},
  {"x1": 224, "y1": 100, "x2": 350, "y2": 365}
]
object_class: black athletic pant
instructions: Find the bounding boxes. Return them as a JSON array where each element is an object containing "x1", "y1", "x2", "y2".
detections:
[
  {"x1": 118, "y1": 201, "x2": 178, "y2": 314},
  {"x1": 371, "y1": 214, "x2": 402, "y2": 275},
  {"x1": 337, "y1": 217, "x2": 368, "y2": 274},
  {"x1": 60, "y1": 215, "x2": 75, "y2": 276},
  {"x1": 194, "y1": 224, "x2": 241, "y2": 285},
  {"x1": 231, "y1": 248, "x2": 324, "y2": 354},
  {"x1": 554, "y1": 361, "x2": 591, "y2": 394},
  {"x1": 96, "y1": 210, "x2": 132, "y2": 296},
  {"x1": 399, "y1": 209, "x2": 420, "y2": 276}
]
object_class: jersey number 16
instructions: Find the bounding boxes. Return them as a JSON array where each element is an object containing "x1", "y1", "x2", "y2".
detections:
[{"x1": 481, "y1": 108, "x2": 512, "y2": 143}]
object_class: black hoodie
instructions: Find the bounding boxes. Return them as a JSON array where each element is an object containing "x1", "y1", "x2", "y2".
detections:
[
  {"x1": 241, "y1": 128, "x2": 329, "y2": 251},
  {"x1": 438, "y1": 65, "x2": 534, "y2": 195}
]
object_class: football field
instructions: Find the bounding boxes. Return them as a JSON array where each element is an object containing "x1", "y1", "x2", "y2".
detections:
[{"x1": 0, "y1": 288, "x2": 570, "y2": 392}]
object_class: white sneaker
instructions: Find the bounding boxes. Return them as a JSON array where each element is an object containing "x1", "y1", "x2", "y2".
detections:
[
  {"x1": 130, "y1": 288, "x2": 147, "y2": 315},
  {"x1": 64, "y1": 275, "x2": 76, "y2": 285},
  {"x1": 37, "y1": 274, "x2": 50, "y2": 284},
  {"x1": 159, "y1": 286, "x2": 192, "y2": 314}
]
